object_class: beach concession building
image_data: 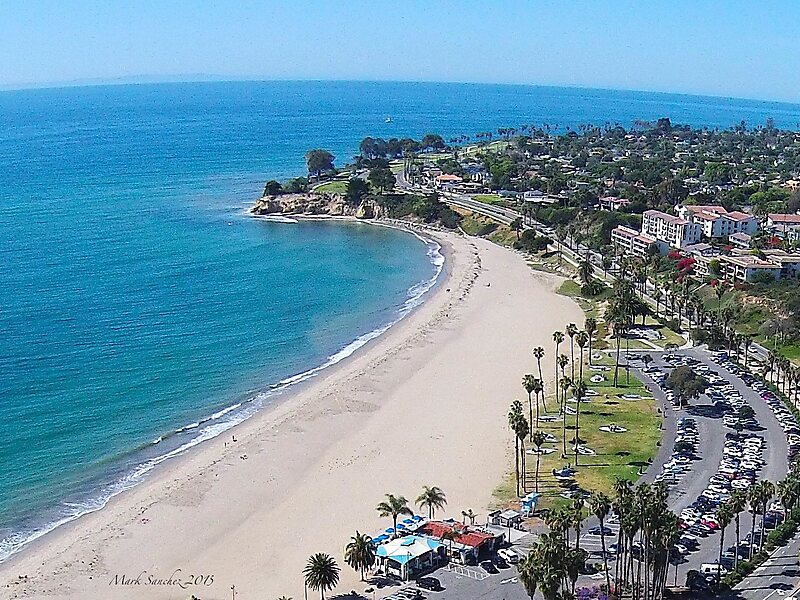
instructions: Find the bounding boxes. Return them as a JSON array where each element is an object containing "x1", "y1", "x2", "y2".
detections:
[
  {"x1": 375, "y1": 535, "x2": 446, "y2": 581},
  {"x1": 417, "y1": 520, "x2": 504, "y2": 564}
]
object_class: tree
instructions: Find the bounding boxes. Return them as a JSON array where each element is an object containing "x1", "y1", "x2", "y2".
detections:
[
  {"x1": 531, "y1": 430, "x2": 546, "y2": 493},
  {"x1": 729, "y1": 491, "x2": 746, "y2": 570},
  {"x1": 566, "y1": 323, "x2": 578, "y2": 380},
  {"x1": 421, "y1": 133, "x2": 445, "y2": 151},
  {"x1": 303, "y1": 553, "x2": 340, "y2": 600},
  {"x1": 368, "y1": 167, "x2": 396, "y2": 193},
  {"x1": 532, "y1": 346, "x2": 547, "y2": 412},
  {"x1": 584, "y1": 318, "x2": 597, "y2": 367},
  {"x1": 344, "y1": 531, "x2": 375, "y2": 581},
  {"x1": 590, "y1": 491, "x2": 613, "y2": 592},
  {"x1": 376, "y1": 494, "x2": 413, "y2": 536},
  {"x1": 665, "y1": 366, "x2": 708, "y2": 408},
  {"x1": 416, "y1": 485, "x2": 447, "y2": 519},
  {"x1": 576, "y1": 331, "x2": 589, "y2": 382},
  {"x1": 345, "y1": 178, "x2": 370, "y2": 206},
  {"x1": 523, "y1": 374, "x2": 538, "y2": 432},
  {"x1": 306, "y1": 149, "x2": 335, "y2": 180},
  {"x1": 572, "y1": 380, "x2": 587, "y2": 465},
  {"x1": 715, "y1": 502, "x2": 734, "y2": 584},
  {"x1": 263, "y1": 180, "x2": 283, "y2": 196},
  {"x1": 553, "y1": 331, "x2": 565, "y2": 413}
]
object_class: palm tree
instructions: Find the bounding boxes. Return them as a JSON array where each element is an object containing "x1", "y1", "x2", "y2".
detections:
[
  {"x1": 517, "y1": 551, "x2": 538, "y2": 599},
  {"x1": 715, "y1": 503, "x2": 734, "y2": 584},
  {"x1": 553, "y1": 331, "x2": 565, "y2": 409},
  {"x1": 747, "y1": 485, "x2": 761, "y2": 559},
  {"x1": 559, "y1": 376, "x2": 572, "y2": 456},
  {"x1": 571, "y1": 497, "x2": 585, "y2": 550},
  {"x1": 566, "y1": 323, "x2": 578, "y2": 380},
  {"x1": 303, "y1": 553, "x2": 340, "y2": 600},
  {"x1": 344, "y1": 531, "x2": 376, "y2": 581},
  {"x1": 758, "y1": 480, "x2": 775, "y2": 553},
  {"x1": 416, "y1": 485, "x2": 447, "y2": 519},
  {"x1": 589, "y1": 491, "x2": 612, "y2": 592},
  {"x1": 522, "y1": 374, "x2": 537, "y2": 432},
  {"x1": 509, "y1": 400, "x2": 529, "y2": 496},
  {"x1": 576, "y1": 331, "x2": 589, "y2": 382},
  {"x1": 376, "y1": 494, "x2": 413, "y2": 536},
  {"x1": 585, "y1": 318, "x2": 597, "y2": 367},
  {"x1": 531, "y1": 430, "x2": 546, "y2": 493},
  {"x1": 572, "y1": 380, "x2": 587, "y2": 466},
  {"x1": 730, "y1": 490, "x2": 746, "y2": 570},
  {"x1": 533, "y1": 346, "x2": 547, "y2": 411}
]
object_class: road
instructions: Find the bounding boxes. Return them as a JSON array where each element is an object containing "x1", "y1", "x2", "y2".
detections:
[{"x1": 730, "y1": 534, "x2": 800, "y2": 600}]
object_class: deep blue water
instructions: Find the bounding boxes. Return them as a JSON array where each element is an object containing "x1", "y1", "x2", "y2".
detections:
[{"x1": 2, "y1": 80, "x2": 800, "y2": 560}]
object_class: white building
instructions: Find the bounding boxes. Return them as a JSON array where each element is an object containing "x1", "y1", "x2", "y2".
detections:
[
  {"x1": 642, "y1": 210, "x2": 702, "y2": 249},
  {"x1": 611, "y1": 225, "x2": 666, "y2": 257},
  {"x1": 676, "y1": 204, "x2": 758, "y2": 239}
]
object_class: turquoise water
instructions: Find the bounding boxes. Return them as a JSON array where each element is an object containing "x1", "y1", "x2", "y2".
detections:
[{"x1": 2, "y1": 81, "x2": 800, "y2": 560}]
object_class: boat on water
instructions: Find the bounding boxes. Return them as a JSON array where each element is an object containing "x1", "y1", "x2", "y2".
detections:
[{"x1": 385, "y1": 117, "x2": 393, "y2": 123}]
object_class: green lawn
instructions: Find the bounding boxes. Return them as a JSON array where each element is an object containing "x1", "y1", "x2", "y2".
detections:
[
  {"x1": 515, "y1": 352, "x2": 661, "y2": 509},
  {"x1": 472, "y1": 194, "x2": 505, "y2": 205},
  {"x1": 314, "y1": 180, "x2": 348, "y2": 194}
]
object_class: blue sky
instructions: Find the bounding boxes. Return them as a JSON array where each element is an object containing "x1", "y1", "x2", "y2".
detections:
[{"x1": 1, "y1": 1, "x2": 799, "y2": 102}]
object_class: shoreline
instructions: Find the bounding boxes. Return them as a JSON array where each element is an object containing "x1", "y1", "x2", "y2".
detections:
[
  {"x1": 0, "y1": 227, "x2": 584, "y2": 600},
  {"x1": 0, "y1": 216, "x2": 445, "y2": 566}
]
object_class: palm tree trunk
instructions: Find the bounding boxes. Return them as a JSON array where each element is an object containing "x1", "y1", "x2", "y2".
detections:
[
  {"x1": 600, "y1": 517, "x2": 610, "y2": 592},
  {"x1": 574, "y1": 399, "x2": 581, "y2": 466},
  {"x1": 514, "y1": 437, "x2": 520, "y2": 496},
  {"x1": 718, "y1": 526, "x2": 726, "y2": 585},
  {"x1": 749, "y1": 510, "x2": 757, "y2": 559},
  {"x1": 535, "y1": 452, "x2": 541, "y2": 493},
  {"x1": 614, "y1": 332, "x2": 622, "y2": 386},
  {"x1": 735, "y1": 514, "x2": 740, "y2": 570}
]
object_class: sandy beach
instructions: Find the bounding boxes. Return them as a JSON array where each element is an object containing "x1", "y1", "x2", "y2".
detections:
[{"x1": 0, "y1": 228, "x2": 582, "y2": 600}]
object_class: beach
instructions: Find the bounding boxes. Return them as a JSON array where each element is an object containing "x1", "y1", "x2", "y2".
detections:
[{"x1": 0, "y1": 228, "x2": 582, "y2": 600}]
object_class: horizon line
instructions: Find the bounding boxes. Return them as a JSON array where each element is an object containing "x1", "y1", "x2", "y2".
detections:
[{"x1": 2, "y1": 76, "x2": 800, "y2": 108}]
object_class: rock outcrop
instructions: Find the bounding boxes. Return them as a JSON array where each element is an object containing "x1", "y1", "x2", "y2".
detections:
[{"x1": 251, "y1": 193, "x2": 384, "y2": 219}]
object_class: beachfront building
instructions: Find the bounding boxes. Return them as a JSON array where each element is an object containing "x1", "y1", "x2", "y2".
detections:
[
  {"x1": 642, "y1": 210, "x2": 702, "y2": 249},
  {"x1": 676, "y1": 204, "x2": 758, "y2": 239},
  {"x1": 417, "y1": 521, "x2": 504, "y2": 565},
  {"x1": 611, "y1": 225, "x2": 665, "y2": 257},
  {"x1": 433, "y1": 173, "x2": 463, "y2": 189},
  {"x1": 375, "y1": 535, "x2": 446, "y2": 581}
]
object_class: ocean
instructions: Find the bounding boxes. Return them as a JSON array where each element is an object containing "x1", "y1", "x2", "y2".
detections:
[{"x1": 1, "y1": 80, "x2": 800, "y2": 561}]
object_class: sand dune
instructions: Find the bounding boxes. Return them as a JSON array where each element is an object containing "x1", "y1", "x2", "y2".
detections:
[{"x1": 0, "y1": 230, "x2": 582, "y2": 600}]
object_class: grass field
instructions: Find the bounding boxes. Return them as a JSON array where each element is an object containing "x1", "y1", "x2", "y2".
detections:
[
  {"x1": 314, "y1": 180, "x2": 348, "y2": 194},
  {"x1": 501, "y1": 351, "x2": 661, "y2": 510},
  {"x1": 472, "y1": 194, "x2": 505, "y2": 205}
]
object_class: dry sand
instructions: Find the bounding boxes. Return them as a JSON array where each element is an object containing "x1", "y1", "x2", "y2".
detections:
[{"x1": 0, "y1": 229, "x2": 582, "y2": 600}]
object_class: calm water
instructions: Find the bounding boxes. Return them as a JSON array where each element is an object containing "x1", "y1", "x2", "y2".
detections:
[{"x1": 2, "y1": 81, "x2": 800, "y2": 560}]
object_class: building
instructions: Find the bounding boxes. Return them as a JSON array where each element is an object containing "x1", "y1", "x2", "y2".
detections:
[
  {"x1": 599, "y1": 196, "x2": 631, "y2": 211},
  {"x1": 375, "y1": 536, "x2": 446, "y2": 580},
  {"x1": 642, "y1": 210, "x2": 702, "y2": 249},
  {"x1": 611, "y1": 225, "x2": 665, "y2": 257},
  {"x1": 729, "y1": 232, "x2": 753, "y2": 250},
  {"x1": 719, "y1": 255, "x2": 783, "y2": 283},
  {"x1": 676, "y1": 204, "x2": 758, "y2": 239},
  {"x1": 433, "y1": 173, "x2": 463, "y2": 189},
  {"x1": 767, "y1": 214, "x2": 800, "y2": 241},
  {"x1": 417, "y1": 521, "x2": 504, "y2": 565}
]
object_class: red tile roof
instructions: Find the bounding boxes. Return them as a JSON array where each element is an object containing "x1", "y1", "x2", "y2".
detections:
[
  {"x1": 769, "y1": 213, "x2": 800, "y2": 224},
  {"x1": 418, "y1": 521, "x2": 496, "y2": 548}
]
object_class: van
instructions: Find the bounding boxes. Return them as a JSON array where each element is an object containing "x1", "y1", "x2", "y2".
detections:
[
  {"x1": 497, "y1": 548, "x2": 519, "y2": 564},
  {"x1": 700, "y1": 563, "x2": 727, "y2": 576}
]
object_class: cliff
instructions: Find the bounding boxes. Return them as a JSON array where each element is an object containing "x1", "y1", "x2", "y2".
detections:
[{"x1": 251, "y1": 193, "x2": 384, "y2": 219}]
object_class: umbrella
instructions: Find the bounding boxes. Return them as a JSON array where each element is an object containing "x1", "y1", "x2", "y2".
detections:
[
  {"x1": 402, "y1": 518, "x2": 414, "y2": 525},
  {"x1": 412, "y1": 515, "x2": 424, "y2": 521}
]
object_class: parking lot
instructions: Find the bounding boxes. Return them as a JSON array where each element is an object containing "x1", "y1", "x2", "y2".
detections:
[{"x1": 575, "y1": 346, "x2": 795, "y2": 588}]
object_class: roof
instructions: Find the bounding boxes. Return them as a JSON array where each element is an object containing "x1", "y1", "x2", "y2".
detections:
[
  {"x1": 682, "y1": 204, "x2": 727, "y2": 215},
  {"x1": 418, "y1": 521, "x2": 497, "y2": 548},
  {"x1": 724, "y1": 211, "x2": 755, "y2": 222},
  {"x1": 376, "y1": 535, "x2": 443, "y2": 565},
  {"x1": 644, "y1": 210, "x2": 689, "y2": 225},
  {"x1": 721, "y1": 255, "x2": 781, "y2": 269},
  {"x1": 769, "y1": 213, "x2": 800, "y2": 224},
  {"x1": 729, "y1": 232, "x2": 752, "y2": 241},
  {"x1": 435, "y1": 174, "x2": 462, "y2": 182}
]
